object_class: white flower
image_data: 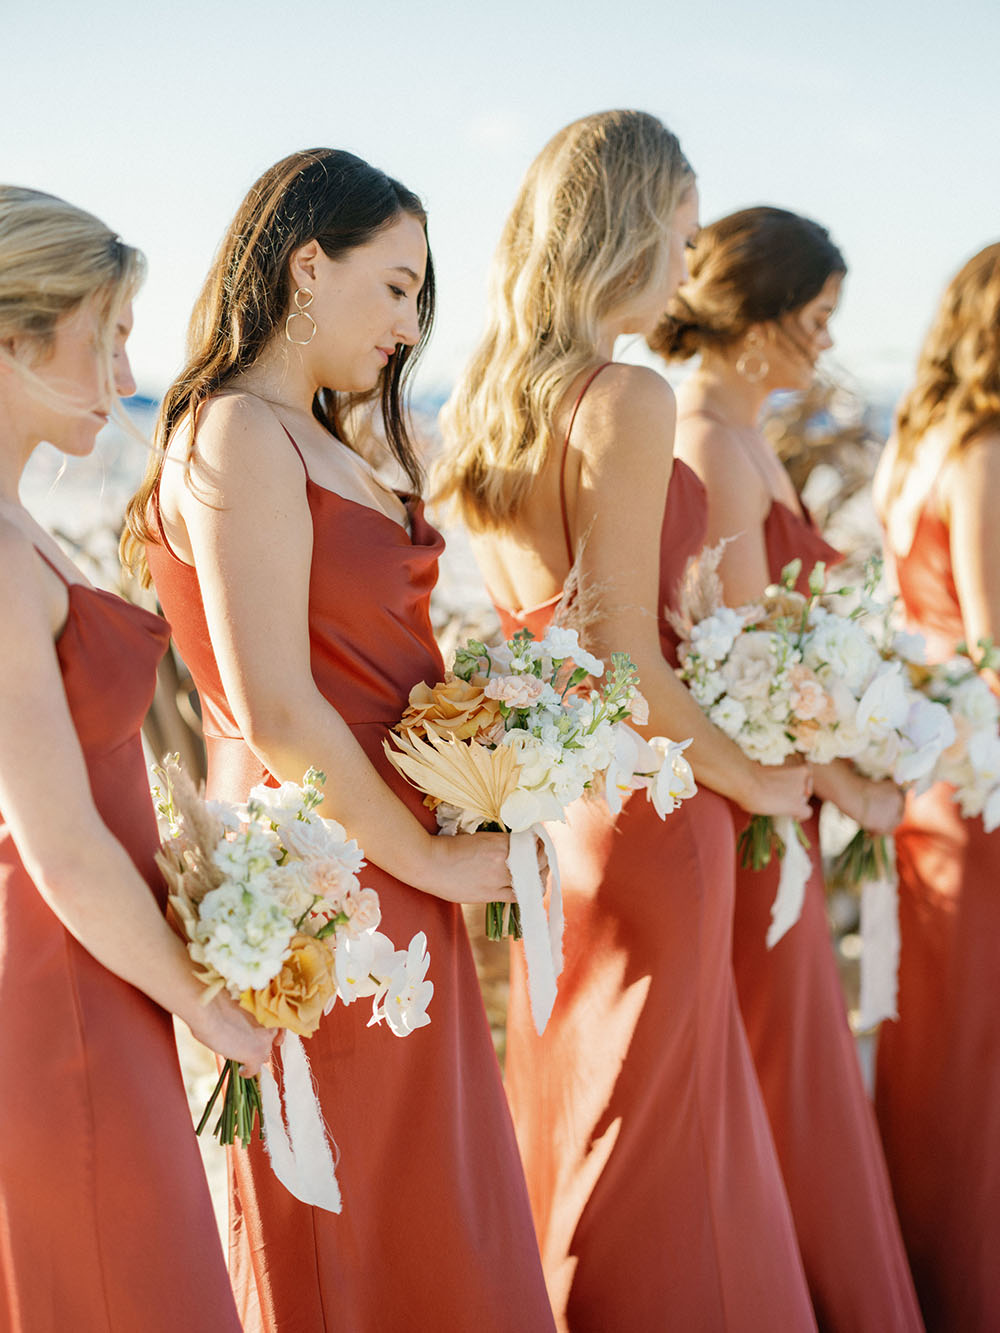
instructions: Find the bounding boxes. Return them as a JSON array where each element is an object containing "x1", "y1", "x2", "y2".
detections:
[
  {"x1": 892, "y1": 630, "x2": 928, "y2": 665},
  {"x1": 896, "y1": 696, "x2": 956, "y2": 785},
  {"x1": 855, "y1": 663, "x2": 911, "y2": 736},
  {"x1": 709, "y1": 695, "x2": 747, "y2": 738},
  {"x1": 194, "y1": 882, "x2": 295, "y2": 992},
  {"x1": 951, "y1": 675, "x2": 1000, "y2": 730},
  {"x1": 434, "y1": 802, "x2": 486, "y2": 836},
  {"x1": 211, "y1": 828, "x2": 277, "y2": 888},
  {"x1": 721, "y1": 633, "x2": 780, "y2": 703},
  {"x1": 280, "y1": 815, "x2": 365, "y2": 872},
  {"x1": 485, "y1": 673, "x2": 547, "y2": 707},
  {"x1": 334, "y1": 930, "x2": 397, "y2": 1004},
  {"x1": 690, "y1": 608, "x2": 744, "y2": 665},
  {"x1": 648, "y1": 737, "x2": 696, "y2": 817},
  {"x1": 501, "y1": 786, "x2": 567, "y2": 832},
  {"x1": 690, "y1": 669, "x2": 726, "y2": 708},
  {"x1": 982, "y1": 783, "x2": 1000, "y2": 833},
  {"x1": 741, "y1": 721, "x2": 796, "y2": 766},
  {"x1": 375, "y1": 932, "x2": 434, "y2": 1037},
  {"x1": 540, "y1": 627, "x2": 605, "y2": 678},
  {"x1": 804, "y1": 616, "x2": 880, "y2": 691}
]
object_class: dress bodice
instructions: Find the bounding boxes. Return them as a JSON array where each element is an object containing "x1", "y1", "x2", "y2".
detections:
[
  {"x1": 890, "y1": 506, "x2": 964, "y2": 662},
  {"x1": 762, "y1": 498, "x2": 842, "y2": 590}
]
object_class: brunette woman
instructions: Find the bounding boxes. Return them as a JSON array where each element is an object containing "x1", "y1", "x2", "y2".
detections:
[
  {"x1": 123, "y1": 149, "x2": 554, "y2": 1333},
  {"x1": 653, "y1": 205, "x2": 923, "y2": 1332},
  {"x1": 0, "y1": 187, "x2": 272, "y2": 1333},
  {"x1": 873, "y1": 242, "x2": 1000, "y2": 1332},
  {"x1": 437, "y1": 112, "x2": 816, "y2": 1333}
]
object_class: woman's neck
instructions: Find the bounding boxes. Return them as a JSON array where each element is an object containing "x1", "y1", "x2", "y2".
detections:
[
  {"x1": 684, "y1": 354, "x2": 769, "y2": 429},
  {"x1": 231, "y1": 343, "x2": 320, "y2": 417},
  {"x1": 0, "y1": 398, "x2": 40, "y2": 503}
]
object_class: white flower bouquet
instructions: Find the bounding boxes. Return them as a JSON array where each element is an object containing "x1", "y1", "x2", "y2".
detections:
[
  {"x1": 152, "y1": 758, "x2": 432, "y2": 1212},
  {"x1": 384, "y1": 626, "x2": 694, "y2": 1031}
]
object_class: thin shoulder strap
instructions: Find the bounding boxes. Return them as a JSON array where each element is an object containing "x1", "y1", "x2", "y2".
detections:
[
  {"x1": 559, "y1": 361, "x2": 612, "y2": 564},
  {"x1": 33, "y1": 546, "x2": 72, "y2": 587},
  {"x1": 280, "y1": 424, "x2": 309, "y2": 478}
]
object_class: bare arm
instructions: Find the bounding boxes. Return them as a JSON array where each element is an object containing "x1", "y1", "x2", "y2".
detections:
[
  {"x1": 673, "y1": 419, "x2": 773, "y2": 606},
  {"x1": 570, "y1": 368, "x2": 809, "y2": 818},
  {"x1": 170, "y1": 395, "x2": 511, "y2": 901},
  {"x1": 0, "y1": 527, "x2": 273, "y2": 1072},
  {"x1": 946, "y1": 434, "x2": 1000, "y2": 690}
]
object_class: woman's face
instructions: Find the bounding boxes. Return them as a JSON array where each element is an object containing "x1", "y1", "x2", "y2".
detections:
[
  {"x1": 19, "y1": 297, "x2": 134, "y2": 457},
  {"x1": 761, "y1": 271, "x2": 842, "y2": 392},
  {"x1": 298, "y1": 211, "x2": 428, "y2": 393},
  {"x1": 619, "y1": 183, "x2": 701, "y2": 339}
]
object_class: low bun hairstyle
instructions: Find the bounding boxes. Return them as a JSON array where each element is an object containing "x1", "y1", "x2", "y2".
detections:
[{"x1": 650, "y1": 206, "x2": 845, "y2": 361}]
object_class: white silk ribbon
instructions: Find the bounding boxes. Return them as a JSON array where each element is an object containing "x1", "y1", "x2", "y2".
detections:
[
  {"x1": 857, "y1": 872, "x2": 900, "y2": 1030},
  {"x1": 765, "y1": 816, "x2": 812, "y2": 949},
  {"x1": 506, "y1": 824, "x2": 563, "y2": 1035},
  {"x1": 258, "y1": 1032, "x2": 342, "y2": 1213}
]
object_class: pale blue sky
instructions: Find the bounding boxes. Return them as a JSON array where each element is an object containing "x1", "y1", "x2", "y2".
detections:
[{"x1": 4, "y1": 0, "x2": 999, "y2": 404}]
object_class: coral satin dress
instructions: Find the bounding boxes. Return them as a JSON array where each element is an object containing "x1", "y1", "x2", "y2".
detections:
[
  {"x1": 0, "y1": 553, "x2": 242, "y2": 1333},
  {"x1": 147, "y1": 432, "x2": 554, "y2": 1333},
  {"x1": 875, "y1": 501, "x2": 1000, "y2": 1332},
  {"x1": 495, "y1": 366, "x2": 816, "y2": 1332},
  {"x1": 730, "y1": 504, "x2": 923, "y2": 1333}
]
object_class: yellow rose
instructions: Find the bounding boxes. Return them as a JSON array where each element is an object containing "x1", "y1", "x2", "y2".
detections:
[
  {"x1": 240, "y1": 933, "x2": 338, "y2": 1038},
  {"x1": 400, "y1": 673, "x2": 503, "y2": 741}
]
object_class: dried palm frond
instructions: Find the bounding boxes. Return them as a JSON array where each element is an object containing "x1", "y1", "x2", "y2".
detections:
[
  {"x1": 383, "y1": 729, "x2": 523, "y2": 827},
  {"x1": 665, "y1": 538, "x2": 733, "y2": 640}
]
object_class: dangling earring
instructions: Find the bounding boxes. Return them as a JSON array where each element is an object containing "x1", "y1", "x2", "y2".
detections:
[
  {"x1": 285, "y1": 287, "x2": 317, "y2": 345},
  {"x1": 736, "y1": 329, "x2": 769, "y2": 383}
]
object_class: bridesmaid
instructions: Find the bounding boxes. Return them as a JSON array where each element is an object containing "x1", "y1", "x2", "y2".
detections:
[
  {"x1": 0, "y1": 188, "x2": 273, "y2": 1331},
  {"x1": 436, "y1": 111, "x2": 816, "y2": 1331},
  {"x1": 122, "y1": 148, "x2": 555, "y2": 1333},
  {"x1": 873, "y1": 242, "x2": 1000, "y2": 1332},
  {"x1": 652, "y1": 205, "x2": 923, "y2": 1332}
]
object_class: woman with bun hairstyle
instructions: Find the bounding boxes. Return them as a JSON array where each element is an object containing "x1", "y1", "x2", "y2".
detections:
[
  {"x1": 873, "y1": 242, "x2": 1000, "y2": 1332},
  {"x1": 123, "y1": 149, "x2": 554, "y2": 1332},
  {"x1": 438, "y1": 112, "x2": 817, "y2": 1332},
  {"x1": 651, "y1": 206, "x2": 922, "y2": 1332},
  {"x1": 0, "y1": 187, "x2": 273, "y2": 1332}
]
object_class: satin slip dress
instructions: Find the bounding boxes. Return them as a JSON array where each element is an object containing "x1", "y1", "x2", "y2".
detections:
[
  {"x1": 494, "y1": 365, "x2": 816, "y2": 1332},
  {"x1": 875, "y1": 496, "x2": 1000, "y2": 1332},
  {"x1": 147, "y1": 427, "x2": 555, "y2": 1333},
  {"x1": 0, "y1": 551, "x2": 241, "y2": 1333},
  {"x1": 723, "y1": 487, "x2": 923, "y2": 1333}
]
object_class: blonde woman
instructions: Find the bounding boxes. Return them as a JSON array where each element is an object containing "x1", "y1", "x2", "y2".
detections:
[
  {"x1": 438, "y1": 111, "x2": 816, "y2": 1332},
  {"x1": 652, "y1": 206, "x2": 922, "y2": 1332},
  {"x1": 873, "y1": 242, "x2": 1000, "y2": 1332},
  {"x1": 0, "y1": 188, "x2": 272, "y2": 1331},
  {"x1": 124, "y1": 149, "x2": 554, "y2": 1332}
]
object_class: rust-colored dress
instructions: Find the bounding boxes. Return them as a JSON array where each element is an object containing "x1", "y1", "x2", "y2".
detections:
[
  {"x1": 494, "y1": 370, "x2": 816, "y2": 1331},
  {"x1": 0, "y1": 553, "x2": 242, "y2": 1333},
  {"x1": 875, "y1": 502, "x2": 1000, "y2": 1332},
  {"x1": 147, "y1": 434, "x2": 555, "y2": 1333},
  {"x1": 730, "y1": 503, "x2": 923, "y2": 1332}
]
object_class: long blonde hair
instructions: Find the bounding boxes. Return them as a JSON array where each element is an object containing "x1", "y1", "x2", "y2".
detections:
[
  {"x1": 0, "y1": 185, "x2": 144, "y2": 412},
  {"x1": 886, "y1": 242, "x2": 1000, "y2": 504},
  {"x1": 436, "y1": 110, "x2": 693, "y2": 529}
]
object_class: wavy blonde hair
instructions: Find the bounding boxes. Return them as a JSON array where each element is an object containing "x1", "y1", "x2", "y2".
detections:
[
  {"x1": 886, "y1": 242, "x2": 1000, "y2": 504},
  {"x1": 0, "y1": 185, "x2": 144, "y2": 412},
  {"x1": 436, "y1": 110, "x2": 693, "y2": 529}
]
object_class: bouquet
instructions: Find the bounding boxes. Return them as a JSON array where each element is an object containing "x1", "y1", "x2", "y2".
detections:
[
  {"x1": 152, "y1": 757, "x2": 432, "y2": 1212},
  {"x1": 905, "y1": 639, "x2": 1000, "y2": 828},
  {"x1": 672, "y1": 552, "x2": 953, "y2": 949},
  {"x1": 384, "y1": 626, "x2": 695, "y2": 1032}
]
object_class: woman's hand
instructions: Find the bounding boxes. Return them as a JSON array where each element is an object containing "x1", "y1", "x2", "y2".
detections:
[
  {"x1": 732, "y1": 759, "x2": 813, "y2": 821},
  {"x1": 810, "y1": 761, "x2": 904, "y2": 835},
  {"x1": 415, "y1": 829, "x2": 516, "y2": 904},
  {"x1": 185, "y1": 990, "x2": 277, "y2": 1076}
]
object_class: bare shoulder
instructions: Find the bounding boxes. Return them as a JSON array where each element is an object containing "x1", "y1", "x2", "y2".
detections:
[
  {"x1": 0, "y1": 517, "x2": 58, "y2": 639},
  {"x1": 944, "y1": 431, "x2": 1000, "y2": 508},
  {"x1": 174, "y1": 392, "x2": 305, "y2": 506},
  {"x1": 573, "y1": 364, "x2": 677, "y2": 466},
  {"x1": 674, "y1": 411, "x2": 753, "y2": 477}
]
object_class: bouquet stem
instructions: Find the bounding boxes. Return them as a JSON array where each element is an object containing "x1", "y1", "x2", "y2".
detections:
[
  {"x1": 829, "y1": 828, "x2": 891, "y2": 890},
  {"x1": 738, "y1": 814, "x2": 783, "y2": 871},
  {"x1": 485, "y1": 899, "x2": 522, "y2": 941},
  {"x1": 196, "y1": 1058, "x2": 263, "y2": 1148}
]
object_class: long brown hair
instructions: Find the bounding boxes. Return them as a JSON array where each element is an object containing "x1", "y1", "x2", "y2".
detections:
[
  {"x1": 122, "y1": 148, "x2": 435, "y2": 577},
  {"x1": 651, "y1": 206, "x2": 845, "y2": 362},
  {"x1": 885, "y1": 242, "x2": 1000, "y2": 504},
  {"x1": 436, "y1": 110, "x2": 693, "y2": 530}
]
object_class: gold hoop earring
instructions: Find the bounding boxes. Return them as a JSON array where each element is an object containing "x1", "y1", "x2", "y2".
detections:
[
  {"x1": 736, "y1": 330, "x2": 769, "y2": 383},
  {"x1": 285, "y1": 287, "x2": 317, "y2": 345}
]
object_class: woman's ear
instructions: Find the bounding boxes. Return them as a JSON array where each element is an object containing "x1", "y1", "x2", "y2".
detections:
[{"x1": 288, "y1": 240, "x2": 321, "y2": 289}]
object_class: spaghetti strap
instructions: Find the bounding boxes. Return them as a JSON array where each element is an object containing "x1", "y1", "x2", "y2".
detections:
[
  {"x1": 32, "y1": 546, "x2": 72, "y2": 587},
  {"x1": 559, "y1": 361, "x2": 612, "y2": 564},
  {"x1": 280, "y1": 424, "x2": 309, "y2": 478}
]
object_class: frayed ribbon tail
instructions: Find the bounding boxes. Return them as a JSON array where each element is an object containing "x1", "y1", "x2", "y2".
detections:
[
  {"x1": 765, "y1": 816, "x2": 811, "y2": 949},
  {"x1": 258, "y1": 1033, "x2": 342, "y2": 1212},
  {"x1": 857, "y1": 869, "x2": 900, "y2": 1030},
  {"x1": 507, "y1": 825, "x2": 563, "y2": 1035}
]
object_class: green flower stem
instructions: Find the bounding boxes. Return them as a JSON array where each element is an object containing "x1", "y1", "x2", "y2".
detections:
[
  {"x1": 197, "y1": 1058, "x2": 262, "y2": 1148},
  {"x1": 829, "y1": 828, "x2": 890, "y2": 890}
]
